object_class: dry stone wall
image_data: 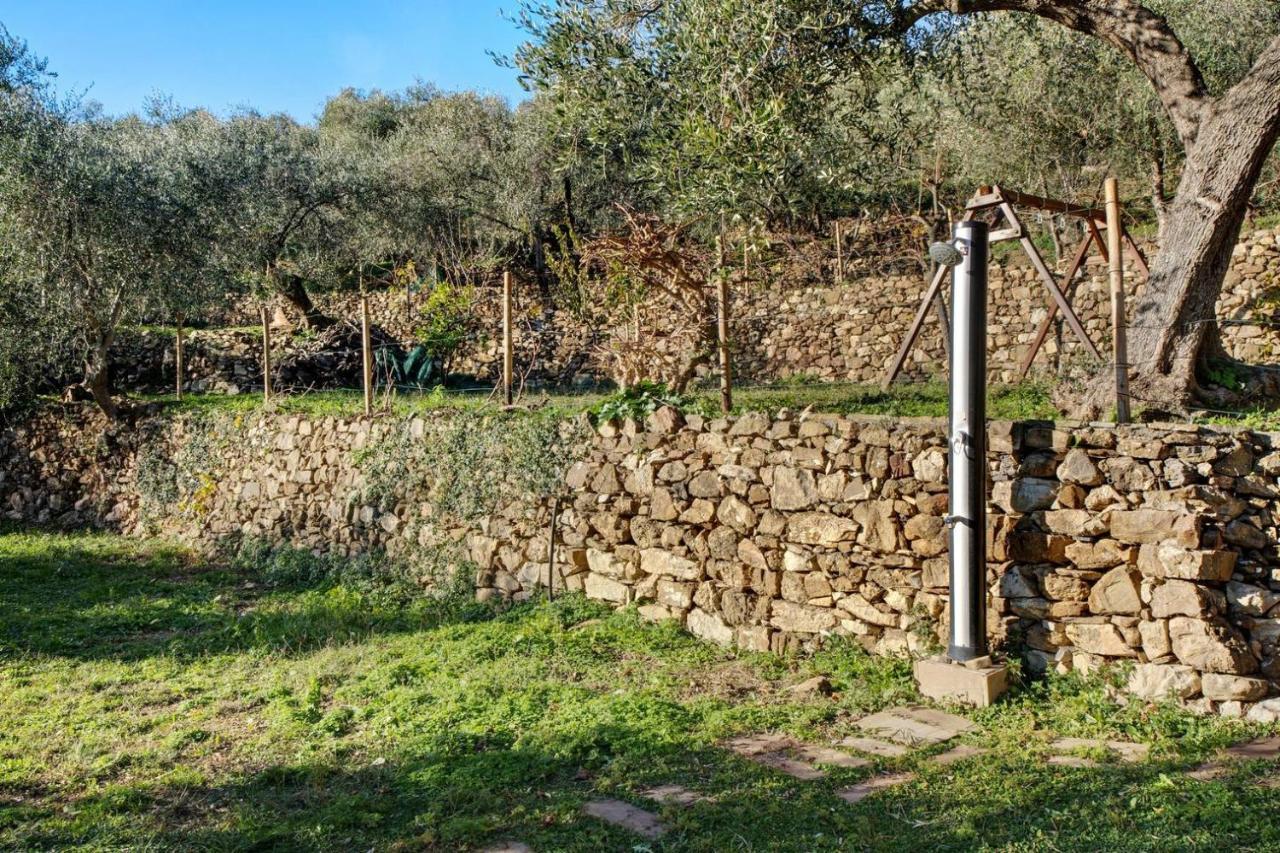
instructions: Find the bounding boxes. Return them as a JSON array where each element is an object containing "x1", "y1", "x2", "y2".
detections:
[
  {"x1": 328, "y1": 226, "x2": 1280, "y2": 386},
  {"x1": 192, "y1": 226, "x2": 1280, "y2": 393},
  {"x1": 5, "y1": 404, "x2": 1280, "y2": 718}
]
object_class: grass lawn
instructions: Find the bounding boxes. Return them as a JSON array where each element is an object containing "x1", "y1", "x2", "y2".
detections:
[
  {"x1": 130, "y1": 380, "x2": 1060, "y2": 423},
  {"x1": 1, "y1": 528, "x2": 1278, "y2": 851}
]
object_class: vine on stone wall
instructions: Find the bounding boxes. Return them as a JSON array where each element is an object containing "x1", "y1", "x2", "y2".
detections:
[
  {"x1": 134, "y1": 411, "x2": 242, "y2": 530},
  {"x1": 354, "y1": 409, "x2": 591, "y2": 523}
]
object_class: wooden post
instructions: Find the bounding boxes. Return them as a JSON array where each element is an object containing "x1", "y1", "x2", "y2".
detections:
[
  {"x1": 259, "y1": 305, "x2": 272, "y2": 404},
  {"x1": 174, "y1": 314, "x2": 184, "y2": 401},
  {"x1": 1105, "y1": 178, "x2": 1131, "y2": 423},
  {"x1": 834, "y1": 220, "x2": 844, "y2": 284},
  {"x1": 716, "y1": 233, "x2": 732, "y2": 413},
  {"x1": 547, "y1": 496, "x2": 561, "y2": 601},
  {"x1": 361, "y1": 293, "x2": 373, "y2": 416},
  {"x1": 502, "y1": 270, "x2": 514, "y2": 405}
]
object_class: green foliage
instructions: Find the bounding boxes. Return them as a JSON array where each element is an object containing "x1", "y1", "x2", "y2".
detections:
[
  {"x1": 133, "y1": 443, "x2": 181, "y2": 526},
  {"x1": 229, "y1": 537, "x2": 478, "y2": 611},
  {"x1": 355, "y1": 409, "x2": 590, "y2": 522},
  {"x1": 375, "y1": 344, "x2": 439, "y2": 390},
  {"x1": 1203, "y1": 357, "x2": 1248, "y2": 393},
  {"x1": 544, "y1": 222, "x2": 590, "y2": 317},
  {"x1": 724, "y1": 380, "x2": 1056, "y2": 421},
  {"x1": 590, "y1": 381, "x2": 706, "y2": 422},
  {"x1": 412, "y1": 279, "x2": 477, "y2": 375},
  {"x1": 516, "y1": 0, "x2": 1280, "y2": 233},
  {"x1": 515, "y1": 0, "x2": 871, "y2": 225},
  {"x1": 0, "y1": 93, "x2": 239, "y2": 413}
]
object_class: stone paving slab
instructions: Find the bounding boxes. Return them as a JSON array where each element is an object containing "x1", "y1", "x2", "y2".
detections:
[
  {"x1": 640, "y1": 784, "x2": 712, "y2": 806},
  {"x1": 583, "y1": 799, "x2": 667, "y2": 840},
  {"x1": 1049, "y1": 737, "x2": 1149, "y2": 763},
  {"x1": 1048, "y1": 755, "x2": 1098, "y2": 768},
  {"x1": 726, "y1": 733, "x2": 795, "y2": 756},
  {"x1": 836, "y1": 772, "x2": 917, "y2": 804},
  {"x1": 1186, "y1": 763, "x2": 1227, "y2": 781},
  {"x1": 905, "y1": 707, "x2": 980, "y2": 733},
  {"x1": 837, "y1": 736, "x2": 910, "y2": 758},
  {"x1": 793, "y1": 744, "x2": 871, "y2": 769},
  {"x1": 930, "y1": 744, "x2": 988, "y2": 766},
  {"x1": 727, "y1": 733, "x2": 869, "y2": 779},
  {"x1": 480, "y1": 844, "x2": 533, "y2": 853},
  {"x1": 856, "y1": 707, "x2": 976, "y2": 746},
  {"x1": 1186, "y1": 735, "x2": 1280, "y2": 783},
  {"x1": 1224, "y1": 736, "x2": 1280, "y2": 760},
  {"x1": 752, "y1": 751, "x2": 827, "y2": 780}
]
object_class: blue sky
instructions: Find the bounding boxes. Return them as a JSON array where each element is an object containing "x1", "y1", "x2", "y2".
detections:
[{"x1": 3, "y1": 1, "x2": 530, "y2": 121}]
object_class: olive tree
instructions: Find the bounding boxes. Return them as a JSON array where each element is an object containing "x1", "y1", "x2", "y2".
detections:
[
  {"x1": 855, "y1": 0, "x2": 1280, "y2": 410},
  {"x1": 514, "y1": 0, "x2": 871, "y2": 229},
  {"x1": 216, "y1": 113, "x2": 371, "y2": 329},
  {"x1": 0, "y1": 101, "x2": 233, "y2": 417}
]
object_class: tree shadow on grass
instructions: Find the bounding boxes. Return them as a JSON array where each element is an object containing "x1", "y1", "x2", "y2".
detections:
[
  {"x1": 0, "y1": 525, "x2": 495, "y2": 662},
  {"x1": 7, "y1": 715, "x2": 1280, "y2": 852}
]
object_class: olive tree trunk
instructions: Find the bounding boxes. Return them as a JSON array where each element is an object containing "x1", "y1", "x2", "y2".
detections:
[
  {"x1": 1108, "y1": 43, "x2": 1280, "y2": 412},
  {"x1": 278, "y1": 272, "x2": 336, "y2": 331},
  {"x1": 82, "y1": 332, "x2": 117, "y2": 419}
]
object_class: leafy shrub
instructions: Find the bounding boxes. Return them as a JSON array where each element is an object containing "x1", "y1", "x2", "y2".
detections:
[
  {"x1": 590, "y1": 381, "x2": 706, "y2": 422},
  {"x1": 413, "y1": 279, "x2": 477, "y2": 378},
  {"x1": 1203, "y1": 357, "x2": 1247, "y2": 392},
  {"x1": 135, "y1": 444, "x2": 179, "y2": 525},
  {"x1": 354, "y1": 409, "x2": 588, "y2": 523},
  {"x1": 376, "y1": 343, "x2": 439, "y2": 390}
]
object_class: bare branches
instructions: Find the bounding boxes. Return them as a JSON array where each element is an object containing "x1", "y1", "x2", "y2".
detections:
[{"x1": 578, "y1": 207, "x2": 716, "y2": 391}]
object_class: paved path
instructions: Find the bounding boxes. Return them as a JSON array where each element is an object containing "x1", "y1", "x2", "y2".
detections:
[
  {"x1": 578, "y1": 705, "x2": 988, "y2": 843},
  {"x1": 1186, "y1": 735, "x2": 1280, "y2": 783}
]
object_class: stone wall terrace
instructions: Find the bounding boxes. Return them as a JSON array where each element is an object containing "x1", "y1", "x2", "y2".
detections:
[{"x1": 5, "y1": 405, "x2": 1280, "y2": 718}]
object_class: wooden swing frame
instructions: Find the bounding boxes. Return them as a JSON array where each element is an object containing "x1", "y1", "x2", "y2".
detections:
[{"x1": 881, "y1": 184, "x2": 1150, "y2": 389}]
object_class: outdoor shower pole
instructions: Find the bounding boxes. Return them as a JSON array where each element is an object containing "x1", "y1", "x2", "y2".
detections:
[{"x1": 947, "y1": 220, "x2": 989, "y2": 663}]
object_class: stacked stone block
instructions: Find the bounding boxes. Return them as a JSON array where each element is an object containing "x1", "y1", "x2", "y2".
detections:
[{"x1": 4, "y1": 405, "x2": 1280, "y2": 716}]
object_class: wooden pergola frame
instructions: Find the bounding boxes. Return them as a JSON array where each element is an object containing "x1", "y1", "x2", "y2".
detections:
[{"x1": 881, "y1": 184, "x2": 1150, "y2": 388}]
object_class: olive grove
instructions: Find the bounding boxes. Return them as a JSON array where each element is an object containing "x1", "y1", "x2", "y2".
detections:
[{"x1": 516, "y1": 0, "x2": 1280, "y2": 410}]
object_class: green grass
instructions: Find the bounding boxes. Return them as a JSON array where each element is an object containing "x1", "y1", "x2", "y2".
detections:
[
  {"x1": 724, "y1": 380, "x2": 1056, "y2": 421},
  {"x1": 130, "y1": 381, "x2": 1057, "y2": 423},
  {"x1": 1, "y1": 527, "x2": 1278, "y2": 850}
]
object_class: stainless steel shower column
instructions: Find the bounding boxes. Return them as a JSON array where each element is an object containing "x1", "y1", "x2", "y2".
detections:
[{"x1": 947, "y1": 220, "x2": 989, "y2": 663}]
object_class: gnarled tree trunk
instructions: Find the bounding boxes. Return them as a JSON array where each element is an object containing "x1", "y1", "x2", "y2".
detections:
[
  {"x1": 1105, "y1": 40, "x2": 1280, "y2": 413},
  {"x1": 82, "y1": 333, "x2": 117, "y2": 419},
  {"x1": 278, "y1": 272, "x2": 336, "y2": 331}
]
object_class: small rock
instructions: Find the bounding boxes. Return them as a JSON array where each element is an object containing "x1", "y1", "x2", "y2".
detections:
[
  {"x1": 1201, "y1": 673, "x2": 1269, "y2": 702},
  {"x1": 1065, "y1": 621, "x2": 1136, "y2": 657},
  {"x1": 786, "y1": 675, "x2": 834, "y2": 697},
  {"x1": 1088, "y1": 567, "x2": 1142, "y2": 615},
  {"x1": 1246, "y1": 698, "x2": 1280, "y2": 724},
  {"x1": 1057, "y1": 449, "x2": 1102, "y2": 486},
  {"x1": 1168, "y1": 617, "x2": 1258, "y2": 674},
  {"x1": 1137, "y1": 544, "x2": 1236, "y2": 582}
]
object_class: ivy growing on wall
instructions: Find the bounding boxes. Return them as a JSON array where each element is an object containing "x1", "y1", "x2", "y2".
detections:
[
  {"x1": 354, "y1": 408, "x2": 591, "y2": 523},
  {"x1": 134, "y1": 411, "x2": 243, "y2": 530}
]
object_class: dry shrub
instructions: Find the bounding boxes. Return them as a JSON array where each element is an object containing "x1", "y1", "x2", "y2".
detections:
[{"x1": 579, "y1": 208, "x2": 717, "y2": 392}]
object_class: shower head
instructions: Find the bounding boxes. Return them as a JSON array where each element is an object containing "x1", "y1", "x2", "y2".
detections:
[{"x1": 929, "y1": 240, "x2": 965, "y2": 268}]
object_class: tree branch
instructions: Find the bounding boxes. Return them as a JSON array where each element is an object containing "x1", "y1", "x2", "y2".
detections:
[
  {"x1": 887, "y1": 0, "x2": 1210, "y2": 146},
  {"x1": 1211, "y1": 34, "x2": 1280, "y2": 130}
]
